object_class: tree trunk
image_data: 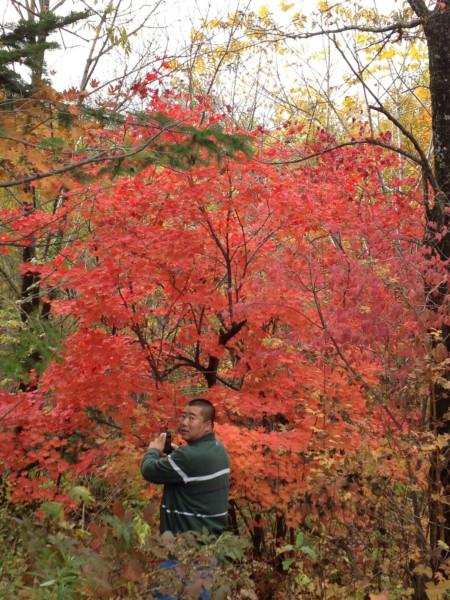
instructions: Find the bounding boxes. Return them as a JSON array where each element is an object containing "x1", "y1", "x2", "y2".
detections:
[
  {"x1": 30, "y1": 0, "x2": 50, "y2": 87},
  {"x1": 422, "y1": 8, "x2": 450, "y2": 554}
]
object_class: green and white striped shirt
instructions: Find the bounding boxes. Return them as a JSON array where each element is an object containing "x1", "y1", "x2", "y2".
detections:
[{"x1": 141, "y1": 432, "x2": 230, "y2": 535}]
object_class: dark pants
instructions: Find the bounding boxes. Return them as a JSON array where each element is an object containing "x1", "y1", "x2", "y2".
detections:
[{"x1": 153, "y1": 559, "x2": 211, "y2": 600}]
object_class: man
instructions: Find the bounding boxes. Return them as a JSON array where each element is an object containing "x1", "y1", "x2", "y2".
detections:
[{"x1": 141, "y1": 398, "x2": 230, "y2": 536}]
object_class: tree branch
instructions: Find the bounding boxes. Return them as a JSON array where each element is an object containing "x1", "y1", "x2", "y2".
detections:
[
  {"x1": 330, "y1": 36, "x2": 437, "y2": 189},
  {"x1": 0, "y1": 118, "x2": 181, "y2": 188},
  {"x1": 258, "y1": 139, "x2": 423, "y2": 168},
  {"x1": 407, "y1": 0, "x2": 430, "y2": 18},
  {"x1": 259, "y1": 17, "x2": 424, "y2": 43},
  {"x1": 368, "y1": 104, "x2": 438, "y2": 190}
]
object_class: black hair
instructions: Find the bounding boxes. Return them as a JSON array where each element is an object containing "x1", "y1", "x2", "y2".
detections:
[{"x1": 188, "y1": 398, "x2": 215, "y2": 425}]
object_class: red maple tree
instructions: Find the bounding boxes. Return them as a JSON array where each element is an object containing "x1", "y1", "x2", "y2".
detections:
[{"x1": 0, "y1": 96, "x2": 430, "y2": 527}]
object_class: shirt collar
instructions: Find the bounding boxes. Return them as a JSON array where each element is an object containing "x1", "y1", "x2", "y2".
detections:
[{"x1": 188, "y1": 432, "x2": 215, "y2": 445}]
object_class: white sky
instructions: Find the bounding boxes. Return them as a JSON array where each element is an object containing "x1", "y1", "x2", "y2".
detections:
[{"x1": 2, "y1": 0, "x2": 410, "y2": 92}]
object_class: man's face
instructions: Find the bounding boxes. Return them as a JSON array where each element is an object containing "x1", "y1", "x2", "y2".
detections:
[{"x1": 178, "y1": 405, "x2": 212, "y2": 442}]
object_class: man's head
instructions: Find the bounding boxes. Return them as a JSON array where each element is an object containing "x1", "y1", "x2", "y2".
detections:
[{"x1": 178, "y1": 398, "x2": 215, "y2": 442}]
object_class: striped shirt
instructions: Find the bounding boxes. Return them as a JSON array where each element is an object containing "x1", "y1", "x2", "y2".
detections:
[{"x1": 141, "y1": 432, "x2": 230, "y2": 535}]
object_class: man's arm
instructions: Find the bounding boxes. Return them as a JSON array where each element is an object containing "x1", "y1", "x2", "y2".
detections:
[
  {"x1": 141, "y1": 449, "x2": 186, "y2": 484},
  {"x1": 141, "y1": 433, "x2": 187, "y2": 484}
]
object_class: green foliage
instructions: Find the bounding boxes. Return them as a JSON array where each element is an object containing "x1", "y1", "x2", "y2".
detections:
[
  {"x1": 0, "y1": 314, "x2": 63, "y2": 386},
  {"x1": 141, "y1": 529, "x2": 256, "y2": 599},
  {"x1": 56, "y1": 108, "x2": 75, "y2": 129},
  {"x1": 0, "y1": 505, "x2": 89, "y2": 599},
  {"x1": 0, "y1": 10, "x2": 90, "y2": 95},
  {"x1": 87, "y1": 109, "x2": 255, "y2": 177},
  {"x1": 213, "y1": 531, "x2": 251, "y2": 562},
  {"x1": 0, "y1": 497, "x2": 257, "y2": 600},
  {"x1": 69, "y1": 485, "x2": 94, "y2": 506},
  {"x1": 39, "y1": 137, "x2": 67, "y2": 153},
  {"x1": 39, "y1": 501, "x2": 65, "y2": 523},
  {"x1": 31, "y1": 535, "x2": 86, "y2": 600},
  {"x1": 0, "y1": 458, "x2": 425, "y2": 600},
  {"x1": 153, "y1": 116, "x2": 255, "y2": 168},
  {"x1": 101, "y1": 513, "x2": 137, "y2": 549},
  {"x1": 277, "y1": 530, "x2": 317, "y2": 571}
]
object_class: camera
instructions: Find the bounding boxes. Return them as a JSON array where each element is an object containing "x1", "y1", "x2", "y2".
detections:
[{"x1": 163, "y1": 431, "x2": 173, "y2": 455}]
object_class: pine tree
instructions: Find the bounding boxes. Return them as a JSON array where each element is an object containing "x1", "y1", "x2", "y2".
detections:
[{"x1": 0, "y1": 10, "x2": 90, "y2": 96}]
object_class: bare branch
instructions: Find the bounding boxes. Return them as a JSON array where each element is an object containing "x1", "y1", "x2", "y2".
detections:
[
  {"x1": 255, "y1": 17, "x2": 424, "y2": 43},
  {"x1": 368, "y1": 104, "x2": 437, "y2": 189},
  {"x1": 330, "y1": 36, "x2": 438, "y2": 189}
]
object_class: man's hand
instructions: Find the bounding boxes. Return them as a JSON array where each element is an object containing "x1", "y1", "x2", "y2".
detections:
[
  {"x1": 147, "y1": 433, "x2": 166, "y2": 455},
  {"x1": 147, "y1": 433, "x2": 179, "y2": 456}
]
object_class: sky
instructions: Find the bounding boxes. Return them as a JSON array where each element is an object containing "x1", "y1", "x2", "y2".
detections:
[{"x1": 2, "y1": 0, "x2": 410, "y2": 92}]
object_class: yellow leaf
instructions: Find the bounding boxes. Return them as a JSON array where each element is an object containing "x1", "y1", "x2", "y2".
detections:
[
  {"x1": 279, "y1": 0, "x2": 294, "y2": 10},
  {"x1": 258, "y1": 5, "x2": 269, "y2": 18},
  {"x1": 414, "y1": 564, "x2": 433, "y2": 578},
  {"x1": 206, "y1": 18, "x2": 222, "y2": 28},
  {"x1": 437, "y1": 539, "x2": 449, "y2": 551},
  {"x1": 435, "y1": 434, "x2": 450, "y2": 450},
  {"x1": 426, "y1": 578, "x2": 450, "y2": 600},
  {"x1": 380, "y1": 47, "x2": 396, "y2": 60}
]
